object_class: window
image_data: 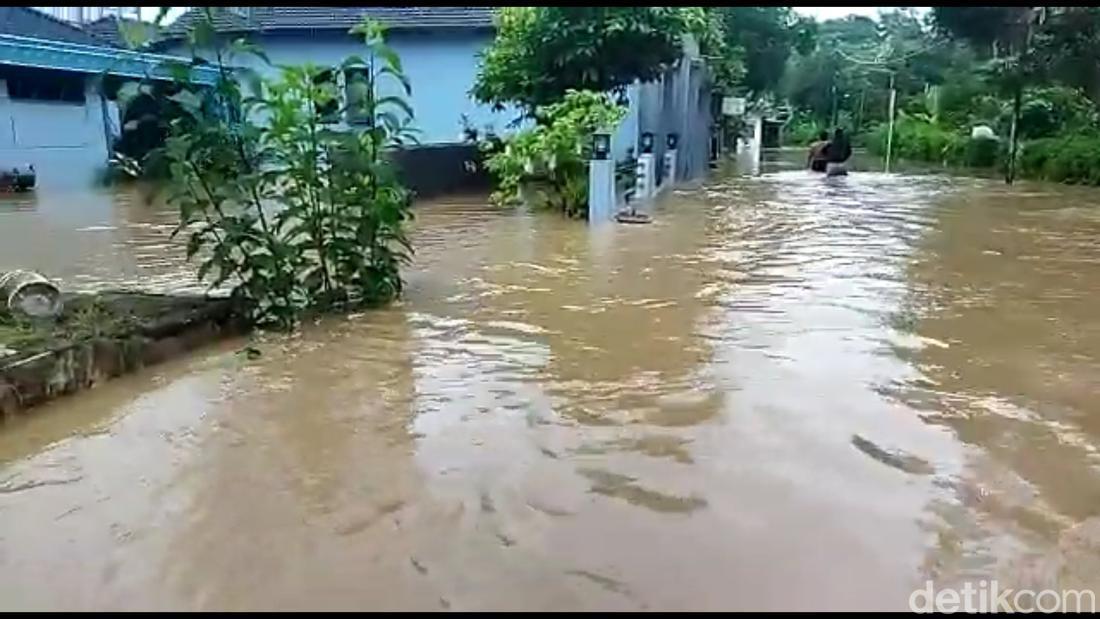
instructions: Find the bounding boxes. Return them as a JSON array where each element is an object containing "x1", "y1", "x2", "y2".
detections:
[
  {"x1": 344, "y1": 68, "x2": 371, "y2": 126},
  {"x1": 313, "y1": 69, "x2": 339, "y2": 123},
  {"x1": 4, "y1": 67, "x2": 86, "y2": 104}
]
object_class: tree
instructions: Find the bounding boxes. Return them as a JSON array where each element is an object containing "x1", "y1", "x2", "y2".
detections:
[
  {"x1": 1028, "y1": 7, "x2": 1100, "y2": 104},
  {"x1": 713, "y1": 7, "x2": 815, "y2": 96},
  {"x1": 472, "y1": 8, "x2": 700, "y2": 113},
  {"x1": 782, "y1": 15, "x2": 882, "y2": 128},
  {"x1": 933, "y1": 7, "x2": 1040, "y2": 183}
]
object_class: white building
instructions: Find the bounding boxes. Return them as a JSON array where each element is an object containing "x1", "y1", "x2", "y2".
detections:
[{"x1": 32, "y1": 7, "x2": 140, "y2": 24}]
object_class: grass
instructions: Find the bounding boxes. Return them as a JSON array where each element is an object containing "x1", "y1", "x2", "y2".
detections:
[{"x1": 0, "y1": 295, "x2": 142, "y2": 358}]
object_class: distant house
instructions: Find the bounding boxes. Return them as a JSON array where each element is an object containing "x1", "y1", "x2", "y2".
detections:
[
  {"x1": 83, "y1": 15, "x2": 159, "y2": 49},
  {"x1": 0, "y1": 7, "x2": 212, "y2": 187},
  {"x1": 153, "y1": 7, "x2": 512, "y2": 146}
]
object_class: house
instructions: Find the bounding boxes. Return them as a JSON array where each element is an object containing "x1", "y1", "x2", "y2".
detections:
[
  {"x1": 154, "y1": 7, "x2": 512, "y2": 146},
  {"x1": 83, "y1": 14, "x2": 160, "y2": 49},
  {"x1": 0, "y1": 7, "x2": 214, "y2": 187}
]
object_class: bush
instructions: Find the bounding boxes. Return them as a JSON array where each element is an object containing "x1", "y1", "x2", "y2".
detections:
[
  {"x1": 151, "y1": 12, "x2": 417, "y2": 330},
  {"x1": 1019, "y1": 133, "x2": 1100, "y2": 185},
  {"x1": 868, "y1": 114, "x2": 966, "y2": 165},
  {"x1": 1014, "y1": 87, "x2": 1098, "y2": 140},
  {"x1": 484, "y1": 90, "x2": 625, "y2": 219},
  {"x1": 785, "y1": 114, "x2": 824, "y2": 146},
  {"x1": 964, "y1": 137, "x2": 1001, "y2": 168},
  {"x1": 868, "y1": 115, "x2": 1004, "y2": 169}
]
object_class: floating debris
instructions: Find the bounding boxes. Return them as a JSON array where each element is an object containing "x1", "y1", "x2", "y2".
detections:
[
  {"x1": 615, "y1": 208, "x2": 652, "y2": 225},
  {"x1": 0, "y1": 270, "x2": 62, "y2": 319}
]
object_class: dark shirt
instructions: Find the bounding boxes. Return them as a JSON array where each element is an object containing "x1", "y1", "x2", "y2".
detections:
[{"x1": 823, "y1": 137, "x2": 852, "y2": 163}]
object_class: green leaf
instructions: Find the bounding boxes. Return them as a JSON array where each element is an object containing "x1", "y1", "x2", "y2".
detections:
[
  {"x1": 197, "y1": 257, "x2": 216, "y2": 282},
  {"x1": 230, "y1": 38, "x2": 271, "y2": 65},
  {"x1": 116, "y1": 81, "x2": 141, "y2": 105},
  {"x1": 375, "y1": 95, "x2": 414, "y2": 119},
  {"x1": 376, "y1": 45, "x2": 403, "y2": 72},
  {"x1": 152, "y1": 7, "x2": 172, "y2": 27},
  {"x1": 238, "y1": 67, "x2": 265, "y2": 97},
  {"x1": 190, "y1": 18, "x2": 216, "y2": 49},
  {"x1": 186, "y1": 232, "x2": 204, "y2": 259},
  {"x1": 169, "y1": 89, "x2": 204, "y2": 114},
  {"x1": 119, "y1": 20, "x2": 152, "y2": 50},
  {"x1": 341, "y1": 55, "x2": 370, "y2": 70},
  {"x1": 377, "y1": 66, "x2": 412, "y2": 96}
]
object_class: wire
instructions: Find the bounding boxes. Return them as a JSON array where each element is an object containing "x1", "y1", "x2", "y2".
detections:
[{"x1": 834, "y1": 38, "x2": 949, "y2": 73}]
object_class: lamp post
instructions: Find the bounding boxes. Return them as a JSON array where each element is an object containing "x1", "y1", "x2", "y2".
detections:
[
  {"x1": 640, "y1": 132, "x2": 654, "y2": 154},
  {"x1": 588, "y1": 131, "x2": 614, "y2": 223},
  {"x1": 592, "y1": 132, "x2": 610, "y2": 160}
]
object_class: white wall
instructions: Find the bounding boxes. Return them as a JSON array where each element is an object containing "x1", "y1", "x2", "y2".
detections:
[
  {"x1": 0, "y1": 76, "x2": 112, "y2": 188},
  {"x1": 164, "y1": 29, "x2": 520, "y2": 145}
]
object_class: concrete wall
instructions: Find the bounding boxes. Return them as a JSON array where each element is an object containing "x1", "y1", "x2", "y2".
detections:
[
  {"x1": 613, "y1": 58, "x2": 714, "y2": 185},
  {"x1": 0, "y1": 72, "x2": 115, "y2": 188},
  {"x1": 388, "y1": 143, "x2": 490, "y2": 199},
  {"x1": 163, "y1": 29, "x2": 517, "y2": 145}
]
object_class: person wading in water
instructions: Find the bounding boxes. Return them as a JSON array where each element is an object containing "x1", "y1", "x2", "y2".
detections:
[
  {"x1": 807, "y1": 130, "x2": 829, "y2": 172},
  {"x1": 822, "y1": 127, "x2": 852, "y2": 176}
]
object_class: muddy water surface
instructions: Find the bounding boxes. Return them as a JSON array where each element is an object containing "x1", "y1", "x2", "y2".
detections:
[{"x1": 2, "y1": 160, "x2": 1100, "y2": 610}]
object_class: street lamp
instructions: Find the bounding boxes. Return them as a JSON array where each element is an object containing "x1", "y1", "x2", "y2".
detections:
[
  {"x1": 666, "y1": 133, "x2": 679, "y2": 150},
  {"x1": 640, "y1": 132, "x2": 654, "y2": 154},
  {"x1": 592, "y1": 132, "x2": 610, "y2": 160}
]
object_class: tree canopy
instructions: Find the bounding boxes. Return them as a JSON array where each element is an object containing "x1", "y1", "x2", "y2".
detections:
[
  {"x1": 712, "y1": 7, "x2": 815, "y2": 95},
  {"x1": 472, "y1": 8, "x2": 695, "y2": 112}
]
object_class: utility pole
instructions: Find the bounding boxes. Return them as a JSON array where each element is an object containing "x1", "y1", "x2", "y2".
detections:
[
  {"x1": 830, "y1": 84, "x2": 839, "y2": 128},
  {"x1": 885, "y1": 73, "x2": 896, "y2": 173},
  {"x1": 1005, "y1": 7, "x2": 1037, "y2": 185}
]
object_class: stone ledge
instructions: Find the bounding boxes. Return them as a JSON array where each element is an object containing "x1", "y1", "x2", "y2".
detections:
[{"x1": 0, "y1": 292, "x2": 238, "y2": 421}]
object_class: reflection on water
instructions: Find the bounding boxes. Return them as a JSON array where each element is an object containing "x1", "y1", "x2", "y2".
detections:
[
  {"x1": 0, "y1": 182, "x2": 199, "y2": 294},
  {"x1": 2, "y1": 156, "x2": 1100, "y2": 610}
]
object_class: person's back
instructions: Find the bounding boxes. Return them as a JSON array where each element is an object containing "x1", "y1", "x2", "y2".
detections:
[
  {"x1": 823, "y1": 128, "x2": 852, "y2": 176},
  {"x1": 807, "y1": 131, "x2": 829, "y2": 172},
  {"x1": 823, "y1": 128, "x2": 852, "y2": 164}
]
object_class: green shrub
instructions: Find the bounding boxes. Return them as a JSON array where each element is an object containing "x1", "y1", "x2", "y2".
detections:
[
  {"x1": 1019, "y1": 133, "x2": 1100, "y2": 185},
  {"x1": 964, "y1": 137, "x2": 1000, "y2": 168},
  {"x1": 151, "y1": 12, "x2": 417, "y2": 330},
  {"x1": 484, "y1": 90, "x2": 625, "y2": 219},
  {"x1": 868, "y1": 115, "x2": 966, "y2": 165},
  {"x1": 868, "y1": 115, "x2": 1003, "y2": 169},
  {"x1": 785, "y1": 115, "x2": 824, "y2": 146},
  {"x1": 1014, "y1": 87, "x2": 1098, "y2": 140}
]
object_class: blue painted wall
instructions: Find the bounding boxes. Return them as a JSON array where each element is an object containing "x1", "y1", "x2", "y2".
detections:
[
  {"x1": 164, "y1": 29, "x2": 518, "y2": 145},
  {"x1": 0, "y1": 74, "x2": 116, "y2": 188}
]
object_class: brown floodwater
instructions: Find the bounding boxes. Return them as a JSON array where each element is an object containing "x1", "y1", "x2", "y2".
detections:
[{"x1": 2, "y1": 154, "x2": 1100, "y2": 610}]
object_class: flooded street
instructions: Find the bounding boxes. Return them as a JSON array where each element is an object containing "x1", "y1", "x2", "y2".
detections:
[{"x1": 3, "y1": 157, "x2": 1100, "y2": 610}]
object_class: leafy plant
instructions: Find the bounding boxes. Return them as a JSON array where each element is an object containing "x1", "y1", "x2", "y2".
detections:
[
  {"x1": 472, "y1": 8, "x2": 698, "y2": 113},
  {"x1": 151, "y1": 9, "x2": 416, "y2": 330},
  {"x1": 483, "y1": 90, "x2": 625, "y2": 219},
  {"x1": 785, "y1": 112, "x2": 826, "y2": 145},
  {"x1": 1019, "y1": 132, "x2": 1100, "y2": 185}
]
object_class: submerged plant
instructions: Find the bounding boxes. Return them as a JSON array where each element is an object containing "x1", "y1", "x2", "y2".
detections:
[
  {"x1": 146, "y1": 9, "x2": 416, "y2": 330},
  {"x1": 484, "y1": 90, "x2": 625, "y2": 219}
]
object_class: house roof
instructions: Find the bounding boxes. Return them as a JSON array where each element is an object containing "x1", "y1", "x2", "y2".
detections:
[
  {"x1": 160, "y1": 7, "x2": 495, "y2": 42},
  {"x1": 82, "y1": 15, "x2": 158, "y2": 48},
  {"x1": 0, "y1": 7, "x2": 117, "y2": 48}
]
